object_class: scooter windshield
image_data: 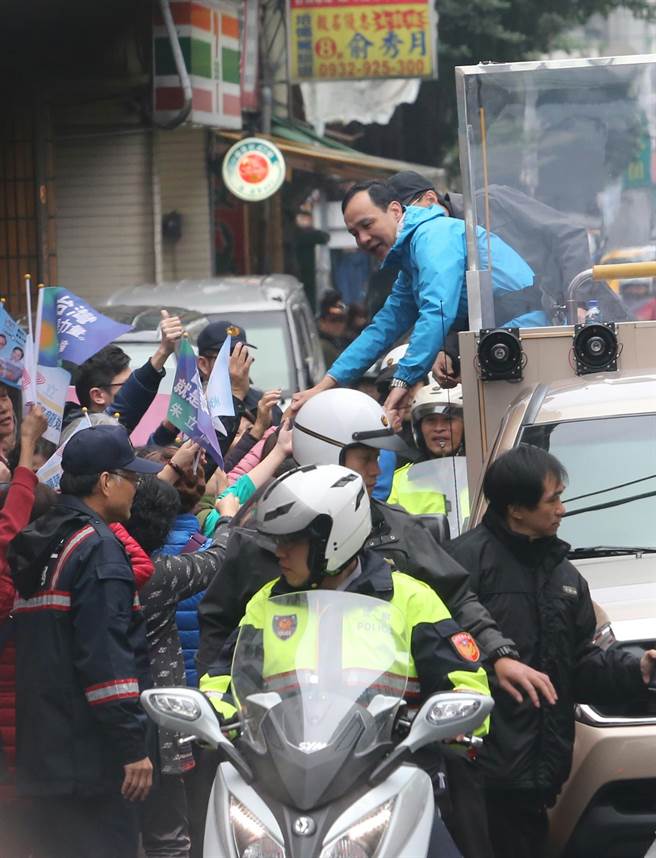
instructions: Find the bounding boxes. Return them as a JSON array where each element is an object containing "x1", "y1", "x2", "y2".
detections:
[{"x1": 231, "y1": 590, "x2": 411, "y2": 809}]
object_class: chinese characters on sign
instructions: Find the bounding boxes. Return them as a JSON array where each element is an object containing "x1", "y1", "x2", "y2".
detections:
[{"x1": 288, "y1": 0, "x2": 436, "y2": 82}]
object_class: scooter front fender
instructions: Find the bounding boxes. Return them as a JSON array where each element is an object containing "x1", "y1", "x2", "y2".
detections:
[{"x1": 206, "y1": 761, "x2": 435, "y2": 858}]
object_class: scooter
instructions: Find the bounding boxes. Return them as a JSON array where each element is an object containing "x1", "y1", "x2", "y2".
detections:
[{"x1": 142, "y1": 589, "x2": 493, "y2": 858}]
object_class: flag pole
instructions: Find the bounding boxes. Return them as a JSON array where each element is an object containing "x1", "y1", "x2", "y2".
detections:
[
  {"x1": 34, "y1": 283, "x2": 45, "y2": 366},
  {"x1": 24, "y1": 274, "x2": 33, "y2": 343},
  {"x1": 24, "y1": 274, "x2": 37, "y2": 406}
]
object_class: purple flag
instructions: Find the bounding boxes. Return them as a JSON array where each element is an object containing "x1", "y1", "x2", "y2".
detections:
[
  {"x1": 38, "y1": 286, "x2": 132, "y2": 367},
  {"x1": 167, "y1": 337, "x2": 223, "y2": 466}
]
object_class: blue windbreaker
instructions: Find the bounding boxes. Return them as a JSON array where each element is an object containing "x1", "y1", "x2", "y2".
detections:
[{"x1": 328, "y1": 205, "x2": 548, "y2": 386}]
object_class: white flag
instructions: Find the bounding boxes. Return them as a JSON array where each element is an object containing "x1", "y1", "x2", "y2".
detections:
[
  {"x1": 37, "y1": 410, "x2": 92, "y2": 489},
  {"x1": 36, "y1": 365, "x2": 71, "y2": 445},
  {"x1": 205, "y1": 335, "x2": 234, "y2": 435}
]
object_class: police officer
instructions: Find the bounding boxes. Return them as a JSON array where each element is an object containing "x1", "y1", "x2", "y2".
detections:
[
  {"x1": 199, "y1": 388, "x2": 556, "y2": 712},
  {"x1": 196, "y1": 389, "x2": 556, "y2": 857},
  {"x1": 200, "y1": 463, "x2": 491, "y2": 858},
  {"x1": 388, "y1": 383, "x2": 470, "y2": 524}
]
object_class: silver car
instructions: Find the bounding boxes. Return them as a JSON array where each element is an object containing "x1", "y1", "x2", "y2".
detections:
[{"x1": 104, "y1": 275, "x2": 325, "y2": 400}]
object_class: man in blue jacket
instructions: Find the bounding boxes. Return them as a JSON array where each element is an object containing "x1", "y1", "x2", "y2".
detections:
[{"x1": 292, "y1": 180, "x2": 549, "y2": 416}]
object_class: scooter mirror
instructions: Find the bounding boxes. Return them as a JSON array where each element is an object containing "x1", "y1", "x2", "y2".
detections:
[
  {"x1": 369, "y1": 692, "x2": 493, "y2": 785},
  {"x1": 404, "y1": 692, "x2": 494, "y2": 752},
  {"x1": 141, "y1": 687, "x2": 229, "y2": 749}
]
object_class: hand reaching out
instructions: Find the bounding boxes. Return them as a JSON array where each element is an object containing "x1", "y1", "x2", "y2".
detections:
[
  {"x1": 229, "y1": 343, "x2": 254, "y2": 402},
  {"x1": 252, "y1": 389, "x2": 281, "y2": 439}
]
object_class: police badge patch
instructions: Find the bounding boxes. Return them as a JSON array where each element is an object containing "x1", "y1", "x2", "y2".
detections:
[
  {"x1": 273, "y1": 614, "x2": 298, "y2": 640},
  {"x1": 450, "y1": 631, "x2": 480, "y2": 662}
]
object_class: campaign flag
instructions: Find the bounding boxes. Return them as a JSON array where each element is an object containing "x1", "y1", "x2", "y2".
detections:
[
  {"x1": 205, "y1": 335, "x2": 233, "y2": 435},
  {"x1": 38, "y1": 286, "x2": 132, "y2": 367},
  {"x1": 36, "y1": 409, "x2": 93, "y2": 490},
  {"x1": 167, "y1": 337, "x2": 223, "y2": 466},
  {"x1": 0, "y1": 303, "x2": 26, "y2": 390},
  {"x1": 35, "y1": 365, "x2": 72, "y2": 445}
]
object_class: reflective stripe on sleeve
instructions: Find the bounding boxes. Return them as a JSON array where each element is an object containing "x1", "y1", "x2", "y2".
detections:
[
  {"x1": 84, "y1": 678, "x2": 139, "y2": 705},
  {"x1": 14, "y1": 590, "x2": 71, "y2": 613},
  {"x1": 51, "y1": 525, "x2": 96, "y2": 588}
]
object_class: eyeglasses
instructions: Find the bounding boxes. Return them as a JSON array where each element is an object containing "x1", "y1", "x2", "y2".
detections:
[
  {"x1": 108, "y1": 470, "x2": 140, "y2": 486},
  {"x1": 102, "y1": 382, "x2": 125, "y2": 391}
]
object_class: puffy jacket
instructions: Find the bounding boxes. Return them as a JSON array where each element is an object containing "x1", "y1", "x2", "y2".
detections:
[
  {"x1": 447, "y1": 510, "x2": 647, "y2": 801},
  {"x1": 157, "y1": 513, "x2": 212, "y2": 687},
  {"x1": 9, "y1": 495, "x2": 152, "y2": 797},
  {"x1": 110, "y1": 522, "x2": 155, "y2": 590},
  {"x1": 196, "y1": 499, "x2": 514, "y2": 680},
  {"x1": 200, "y1": 549, "x2": 490, "y2": 733},
  {"x1": 328, "y1": 205, "x2": 548, "y2": 387}
]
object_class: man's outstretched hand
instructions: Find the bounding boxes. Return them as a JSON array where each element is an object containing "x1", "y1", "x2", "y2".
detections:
[
  {"x1": 494, "y1": 657, "x2": 558, "y2": 708},
  {"x1": 291, "y1": 376, "x2": 337, "y2": 413}
]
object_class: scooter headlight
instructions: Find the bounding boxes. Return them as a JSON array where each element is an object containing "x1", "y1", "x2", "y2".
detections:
[
  {"x1": 230, "y1": 797, "x2": 284, "y2": 858},
  {"x1": 320, "y1": 800, "x2": 394, "y2": 858}
]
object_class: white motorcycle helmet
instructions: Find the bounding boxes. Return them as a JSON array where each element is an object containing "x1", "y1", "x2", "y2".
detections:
[
  {"x1": 376, "y1": 343, "x2": 409, "y2": 387},
  {"x1": 255, "y1": 464, "x2": 371, "y2": 580},
  {"x1": 411, "y1": 383, "x2": 464, "y2": 450},
  {"x1": 293, "y1": 388, "x2": 409, "y2": 467}
]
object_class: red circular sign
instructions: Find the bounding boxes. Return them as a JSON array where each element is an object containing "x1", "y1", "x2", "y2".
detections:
[{"x1": 238, "y1": 153, "x2": 270, "y2": 184}]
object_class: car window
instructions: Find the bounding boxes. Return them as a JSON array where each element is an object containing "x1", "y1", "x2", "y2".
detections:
[
  {"x1": 521, "y1": 414, "x2": 656, "y2": 550},
  {"x1": 208, "y1": 310, "x2": 295, "y2": 395},
  {"x1": 117, "y1": 310, "x2": 295, "y2": 398},
  {"x1": 291, "y1": 305, "x2": 314, "y2": 387}
]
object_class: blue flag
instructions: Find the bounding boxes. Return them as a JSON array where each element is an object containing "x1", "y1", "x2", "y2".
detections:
[
  {"x1": 167, "y1": 338, "x2": 223, "y2": 466},
  {"x1": 38, "y1": 286, "x2": 132, "y2": 367}
]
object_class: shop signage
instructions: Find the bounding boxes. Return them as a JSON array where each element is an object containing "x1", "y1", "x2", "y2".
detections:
[
  {"x1": 288, "y1": 0, "x2": 437, "y2": 82},
  {"x1": 222, "y1": 137, "x2": 286, "y2": 201}
]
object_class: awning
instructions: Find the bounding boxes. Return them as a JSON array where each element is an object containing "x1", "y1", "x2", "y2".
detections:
[{"x1": 216, "y1": 119, "x2": 445, "y2": 188}]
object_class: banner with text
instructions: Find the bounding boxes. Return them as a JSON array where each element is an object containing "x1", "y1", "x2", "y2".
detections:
[{"x1": 288, "y1": 0, "x2": 436, "y2": 82}]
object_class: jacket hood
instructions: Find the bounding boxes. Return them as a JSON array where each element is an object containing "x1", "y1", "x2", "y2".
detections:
[
  {"x1": 384, "y1": 204, "x2": 447, "y2": 269},
  {"x1": 8, "y1": 496, "x2": 97, "y2": 598}
]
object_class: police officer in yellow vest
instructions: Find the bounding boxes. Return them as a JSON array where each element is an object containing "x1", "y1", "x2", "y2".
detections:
[
  {"x1": 200, "y1": 463, "x2": 490, "y2": 856},
  {"x1": 388, "y1": 383, "x2": 470, "y2": 522}
]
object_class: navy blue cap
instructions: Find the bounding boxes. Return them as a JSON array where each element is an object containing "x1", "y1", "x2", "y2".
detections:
[
  {"x1": 197, "y1": 320, "x2": 256, "y2": 355},
  {"x1": 62, "y1": 425, "x2": 163, "y2": 476}
]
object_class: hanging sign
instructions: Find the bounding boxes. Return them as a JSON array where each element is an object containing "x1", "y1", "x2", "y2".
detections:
[
  {"x1": 288, "y1": 0, "x2": 437, "y2": 83},
  {"x1": 222, "y1": 137, "x2": 286, "y2": 201}
]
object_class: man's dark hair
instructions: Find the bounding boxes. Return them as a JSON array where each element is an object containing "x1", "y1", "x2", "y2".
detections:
[
  {"x1": 483, "y1": 445, "x2": 568, "y2": 516},
  {"x1": 59, "y1": 471, "x2": 102, "y2": 497},
  {"x1": 125, "y1": 476, "x2": 180, "y2": 555},
  {"x1": 74, "y1": 345, "x2": 130, "y2": 408},
  {"x1": 341, "y1": 180, "x2": 401, "y2": 214}
]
